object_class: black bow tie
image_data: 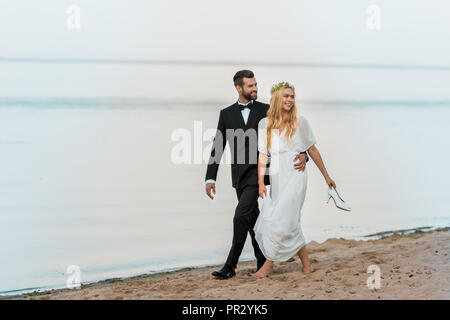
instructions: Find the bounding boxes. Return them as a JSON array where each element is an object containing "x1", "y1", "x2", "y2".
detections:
[{"x1": 239, "y1": 102, "x2": 253, "y2": 111}]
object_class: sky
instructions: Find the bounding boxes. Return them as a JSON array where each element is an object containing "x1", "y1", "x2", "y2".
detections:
[{"x1": 0, "y1": 0, "x2": 449, "y2": 101}]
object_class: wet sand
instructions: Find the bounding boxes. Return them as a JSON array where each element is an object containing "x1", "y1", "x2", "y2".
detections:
[{"x1": 5, "y1": 228, "x2": 449, "y2": 300}]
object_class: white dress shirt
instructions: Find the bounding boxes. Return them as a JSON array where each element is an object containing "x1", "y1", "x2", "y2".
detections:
[
  {"x1": 205, "y1": 99, "x2": 254, "y2": 185},
  {"x1": 239, "y1": 99, "x2": 253, "y2": 126}
]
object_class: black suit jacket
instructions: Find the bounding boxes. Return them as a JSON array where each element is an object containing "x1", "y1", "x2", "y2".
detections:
[{"x1": 205, "y1": 100, "x2": 308, "y2": 189}]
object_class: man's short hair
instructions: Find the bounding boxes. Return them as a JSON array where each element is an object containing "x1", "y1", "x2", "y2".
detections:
[{"x1": 233, "y1": 70, "x2": 254, "y2": 87}]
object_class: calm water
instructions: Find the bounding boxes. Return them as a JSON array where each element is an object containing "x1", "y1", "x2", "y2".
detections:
[{"x1": 0, "y1": 99, "x2": 449, "y2": 295}]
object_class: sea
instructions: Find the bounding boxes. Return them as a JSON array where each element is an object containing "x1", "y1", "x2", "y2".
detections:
[{"x1": 0, "y1": 97, "x2": 449, "y2": 295}]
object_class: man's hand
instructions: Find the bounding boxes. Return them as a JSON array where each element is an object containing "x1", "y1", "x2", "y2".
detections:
[
  {"x1": 293, "y1": 152, "x2": 307, "y2": 171},
  {"x1": 206, "y1": 183, "x2": 216, "y2": 200}
]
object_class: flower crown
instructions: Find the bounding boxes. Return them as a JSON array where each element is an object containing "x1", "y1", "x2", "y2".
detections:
[{"x1": 270, "y1": 81, "x2": 295, "y2": 95}]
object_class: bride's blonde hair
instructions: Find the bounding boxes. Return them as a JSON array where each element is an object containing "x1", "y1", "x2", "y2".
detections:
[{"x1": 266, "y1": 82, "x2": 299, "y2": 151}]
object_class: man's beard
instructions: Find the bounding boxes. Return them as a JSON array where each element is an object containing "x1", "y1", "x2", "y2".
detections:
[{"x1": 242, "y1": 90, "x2": 257, "y2": 101}]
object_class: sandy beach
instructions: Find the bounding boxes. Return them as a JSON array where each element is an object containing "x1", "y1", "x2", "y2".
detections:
[{"x1": 5, "y1": 227, "x2": 449, "y2": 300}]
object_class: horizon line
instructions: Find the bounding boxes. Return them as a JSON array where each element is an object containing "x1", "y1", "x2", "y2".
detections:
[
  {"x1": 1, "y1": 96, "x2": 450, "y2": 106},
  {"x1": 1, "y1": 57, "x2": 450, "y2": 70}
]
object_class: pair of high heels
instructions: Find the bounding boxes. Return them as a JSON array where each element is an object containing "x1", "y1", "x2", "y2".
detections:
[{"x1": 326, "y1": 187, "x2": 351, "y2": 211}]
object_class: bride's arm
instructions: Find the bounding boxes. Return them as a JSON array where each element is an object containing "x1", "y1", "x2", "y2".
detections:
[
  {"x1": 258, "y1": 153, "x2": 269, "y2": 197},
  {"x1": 307, "y1": 145, "x2": 336, "y2": 189}
]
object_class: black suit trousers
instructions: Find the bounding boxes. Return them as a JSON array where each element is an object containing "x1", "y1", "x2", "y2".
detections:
[{"x1": 225, "y1": 184, "x2": 266, "y2": 269}]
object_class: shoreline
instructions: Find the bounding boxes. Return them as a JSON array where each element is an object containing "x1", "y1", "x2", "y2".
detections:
[
  {"x1": 0, "y1": 225, "x2": 441, "y2": 297},
  {"x1": 2, "y1": 226, "x2": 449, "y2": 300}
]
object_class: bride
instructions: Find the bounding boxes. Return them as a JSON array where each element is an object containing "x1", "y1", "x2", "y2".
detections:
[{"x1": 253, "y1": 82, "x2": 336, "y2": 279}]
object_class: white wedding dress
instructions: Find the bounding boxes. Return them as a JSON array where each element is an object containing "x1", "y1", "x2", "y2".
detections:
[{"x1": 254, "y1": 110, "x2": 316, "y2": 261}]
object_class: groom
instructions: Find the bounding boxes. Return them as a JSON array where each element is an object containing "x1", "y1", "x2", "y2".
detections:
[{"x1": 205, "y1": 70, "x2": 309, "y2": 279}]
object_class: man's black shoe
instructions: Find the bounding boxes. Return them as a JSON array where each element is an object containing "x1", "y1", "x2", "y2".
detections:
[{"x1": 211, "y1": 266, "x2": 236, "y2": 279}]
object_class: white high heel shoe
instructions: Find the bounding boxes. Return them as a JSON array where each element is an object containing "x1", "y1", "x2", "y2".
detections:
[{"x1": 327, "y1": 187, "x2": 351, "y2": 212}]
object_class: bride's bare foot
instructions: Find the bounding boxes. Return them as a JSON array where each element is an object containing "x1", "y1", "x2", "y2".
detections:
[
  {"x1": 252, "y1": 261, "x2": 273, "y2": 279},
  {"x1": 302, "y1": 264, "x2": 315, "y2": 274}
]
